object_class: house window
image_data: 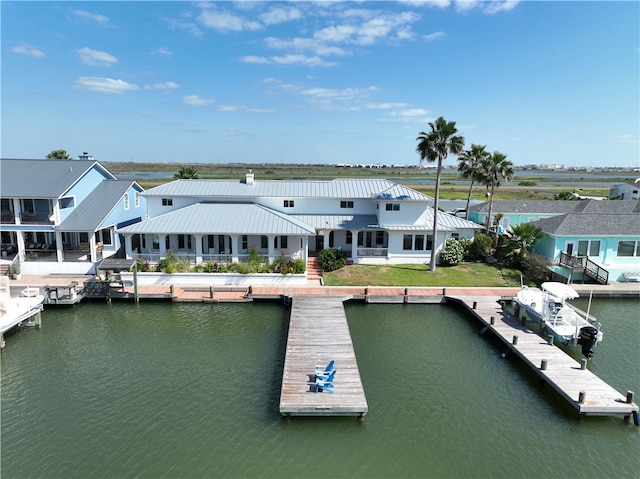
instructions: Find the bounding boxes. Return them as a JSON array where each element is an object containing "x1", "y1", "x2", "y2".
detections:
[
  {"x1": 403, "y1": 235, "x2": 412, "y2": 250},
  {"x1": 386, "y1": 203, "x2": 400, "y2": 211},
  {"x1": 284, "y1": 200, "x2": 294, "y2": 208},
  {"x1": 346, "y1": 231, "x2": 352, "y2": 245},
  {"x1": 329, "y1": 231, "x2": 334, "y2": 248},
  {"x1": 280, "y1": 236, "x2": 288, "y2": 249},
  {"x1": 451, "y1": 233, "x2": 460, "y2": 241},
  {"x1": 134, "y1": 191, "x2": 140, "y2": 208},
  {"x1": 95, "y1": 228, "x2": 112, "y2": 246},
  {"x1": 340, "y1": 200, "x2": 354, "y2": 209},
  {"x1": 22, "y1": 199, "x2": 35, "y2": 214},
  {"x1": 617, "y1": 240, "x2": 639, "y2": 257},
  {"x1": 426, "y1": 235, "x2": 433, "y2": 250},
  {"x1": 123, "y1": 194, "x2": 129, "y2": 210},
  {"x1": 414, "y1": 234, "x2": 424, "y2": 250},
  {"x1": 261, "y1": 235, "x2": 268, "y2": 249},
  {"x1": 376, "y1": 231, "x2": 385, "y2": 245},
  {"x1": 60, "y1": 196, "x2": 75, "y2": 209},
  {"x1": 242, "y1": 235, "x2": 248, "y2": 250},
  {"x1": 578, "y1": 240, "x2": 601, "y2": 257},
  {"x1": 177, "y1": 235, "x2": 191, "y2": 249},
  {"x1": 162, "y1": 198, "x2": 173, "y2": 206}
]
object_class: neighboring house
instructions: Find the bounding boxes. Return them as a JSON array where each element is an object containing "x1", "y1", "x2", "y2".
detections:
[
  {"x1": 530, "y1": 200, "x2": 640, "y2": 283},
  {"x1": 609, "y1": 181, "x2": 640, "y2": 200},
  {"x1": 0, "y1": 159, "x2": 145, "y2": 275},
  {"x1": 468, "y1": 200, "x2": 580, "y2": 232},
  {"x1": 117, "y1": 171, "x2": 481, "y2": 267}
]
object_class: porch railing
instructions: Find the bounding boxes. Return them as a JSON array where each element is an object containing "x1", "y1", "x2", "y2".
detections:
[
  {"x1": 357, "y1": 247, "x2": 388, "y2": 257},
  {"x1": 558, "y1": 252, "x2": 608, "y2": 285}
]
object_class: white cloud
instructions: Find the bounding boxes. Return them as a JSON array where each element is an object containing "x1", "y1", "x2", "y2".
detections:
[
  {"x1": 145, "y1": 81, "x2": 180, "y2": 92},
  {"x1": 240, "y1": 54, "x2": 336, "y2": 67},
  {"x1": 197, "y1": 7, "x2": 262, "y2": 33},
  {"x1": 78, "y1": 47, "x2": 118, "y2": 67},
  {"x1": 399, "y1": 0, "x2": 451, "y2": 7},
  {"x1": 69, "y1": 8, "x2": 109, "y2": 25},
  {"x1": 260, "y1": 6, "x2": 303, "y2": 25},
  {"x1": 75, "y1": 77, "x2": 138, "y2": 94},
  {"x1": 183, "y1": 95, "x2": 215, "y2": 106},
  {"x1": 151, "y1": 47, "x2": 172, "y2": 57},
  {"x1": 239, "y1": 55, "x2": 271, "y2": 64},
  {"x1": 423, "y1": 31, "x2": 446, "y2": 41},
  {"x1": 11, "y1": 43, "x2": 45, "y2": 58},
  {"x1": 484, "y1": 0, "x2": 520, "y2": 14}
]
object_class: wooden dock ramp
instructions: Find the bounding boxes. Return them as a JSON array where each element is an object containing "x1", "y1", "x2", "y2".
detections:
[
  {"x1": 279, "y1": 295, "x2": 368, "y2": 418},
  {"x1": 448, "y1": 295, "x2": 639, "y2": 423}
]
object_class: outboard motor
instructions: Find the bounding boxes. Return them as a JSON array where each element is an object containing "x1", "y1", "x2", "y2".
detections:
[{"x1": 578, "y1": 326, "x2": 598, "y2": 359}]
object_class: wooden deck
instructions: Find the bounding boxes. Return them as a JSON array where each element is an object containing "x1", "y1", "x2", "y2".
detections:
[
  {"x1": 279, "y1": 295, "x2": 368, "y2": 417},
  {"x1": 447, "y1": 295, "x2": 639, "y2": 422}
]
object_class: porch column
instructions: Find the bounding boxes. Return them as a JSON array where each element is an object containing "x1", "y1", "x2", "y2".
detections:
[
  {"x1": 16, "y1": 231, "x2": 25, "y2": 261},
  {"x1": 193, "y1": 234, "x2": 203, "y2": 264},
  {"x1": 89, "y1": 233, "x2": 97, "y2": 262},
  {"x1": 12, "y1": 199, "x2": 21, "y2": 225},
  {"x1": 268, "y1": 235, "x2": 276, "y2": 262},
  {"x1": 158, "y1": 234, "x2": 167, "y2": 258},
  {"x1": 230, "y1": 235, "x2": 239, "y2": 262},
  {"x1": 351, "y1": 230, "x2": 358, "y2": 261},
  {"x1": 124, "y1": 235, "x2": 133, "y2": 259},
  {"x1": 55, "y1": 231, "x2": 64, "y2": 262}
]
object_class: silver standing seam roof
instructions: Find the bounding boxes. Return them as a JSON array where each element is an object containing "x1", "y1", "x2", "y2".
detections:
[
  {"x1": 118, "y1": 203, "x2": 317, "y2": 235},
  {"x1": 0, "y1": 159, "x2": 116, "y2": 198},
  {"x1": 141, "y1": 178, "x2": 431, "y2": 201},
  {"x1": 57, "y1": 181, "x2": 142, "y2": 232}
]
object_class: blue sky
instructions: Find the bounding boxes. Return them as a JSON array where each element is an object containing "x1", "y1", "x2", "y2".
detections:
[{"x1": 2, "y1": 1, "x2": 638, "y2": 167}]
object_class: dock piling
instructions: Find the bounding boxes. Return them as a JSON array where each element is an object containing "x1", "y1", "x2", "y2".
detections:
[
  {"x1": 579, "y1": 391, "x2": 586, "y2": 404},
  {"x1": 627, "y1": 391, "x2": 635, "y2": 404},
  {"x1": 541, "y1": 359, "x2": 548, "y2": 370}
]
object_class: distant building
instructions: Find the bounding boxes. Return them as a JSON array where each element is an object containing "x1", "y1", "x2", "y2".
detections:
[{"x1": 609, "y1": 181, "x2": 640, "y2": 200}]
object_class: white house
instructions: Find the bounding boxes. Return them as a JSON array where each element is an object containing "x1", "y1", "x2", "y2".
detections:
[
  {"x1": 117, "y1": 172, "x2": 481, "y2": 268},
  {"x1": 609, "y1": 181, "x2": 640, "y2": 200}
]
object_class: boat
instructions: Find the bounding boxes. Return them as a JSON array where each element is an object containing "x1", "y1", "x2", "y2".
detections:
[
  {"x1": 0, "y1": 276, "x2": 45, "y2": 346},
  {"x1": 512, "y1": 281, "x2": 603, "y2": 358}
]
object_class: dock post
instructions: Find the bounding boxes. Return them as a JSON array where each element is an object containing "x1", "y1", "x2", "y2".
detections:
[
  {"x1": 442, "y1": 287, "x2": 446, "y2": 296},
  {"x1": 0, "y1": 333, "x2": 4, "y2": 350},
  {"x1": 580, "y1": 359, "x2": 588, "y2": 370},
  {"x1": 490, "y1": 316, "x2": 495, "y2": 325},
  {"x1": 404, "y1": 287, "x2": 408, "y2": 303},
  {"x1": 473, "y1": 301, "x2": 477, "y2": 310},
  {"x1": 626, "y1": 391, "x2": 635, "y2": 404},
  {"x1": 578, "y1": 391, "x2": 586, "y2": 404},
  {"x1": 133, "y1": 262, "x2": 139, "y2": 304},
  {"x1": 210, "y1": 286, "x2": 214, "y2": 299},
  {"x1": 35, "y1": 311, "x2": 42, "y2": 329},
  {"x1": 547, "y1": 335, "x2": 554, "y2": 346},
  {"x1": 512, "y1": 335, "x2": 518, "y2": 345},
  {"x1": 541, "y1": 359, "x2": 548, "y2": 370}
]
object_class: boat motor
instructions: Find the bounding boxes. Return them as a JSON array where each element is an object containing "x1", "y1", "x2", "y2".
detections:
[{"x1": 577, "y1": 326, "x2": 598, "y2": 359}]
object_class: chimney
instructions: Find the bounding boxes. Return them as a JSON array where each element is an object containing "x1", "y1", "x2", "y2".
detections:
[
  {"x1": 78, "y1": 152, "x2": 93, "y2": 161},
  {"x1": 245, "y1": 169, "x2": 254, "y2": 185}
]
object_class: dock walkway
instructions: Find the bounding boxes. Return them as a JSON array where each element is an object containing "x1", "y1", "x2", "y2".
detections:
[
  {"x1": 279, "y1": 295, "x2": 368, "y2": 417},
  {"x1": 448, "y1": 294, "x2": 639, "y2": 422}
]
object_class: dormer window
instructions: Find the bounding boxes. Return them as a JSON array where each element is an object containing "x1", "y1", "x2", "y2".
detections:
[
  {"x1": 385, "y1": 203, "x2": 400, "y2": 211},
  {"x1": 340, "y1": 200, "x2": 354, "y2": 208},
  {"x1": 284, "y1": 200, "x2": 294, "y2": 208},
  {"x1": 162, "y1": 198, "x2": 173, "y2": 206}
]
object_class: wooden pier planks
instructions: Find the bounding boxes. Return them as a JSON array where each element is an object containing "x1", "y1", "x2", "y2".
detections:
[
  {"x1": 449, "y1": 295, "x2": 639, "y2": 419},
  {"x1": 279, "y1": 295, "x2": 368, "y2": 417}
]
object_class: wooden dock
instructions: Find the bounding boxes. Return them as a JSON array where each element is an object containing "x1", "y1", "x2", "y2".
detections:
[
  {"x1": 279, "y1": 295, "x2": 368, "y2": 418},
  {"x1": 448, "y1": 295, "x2": 639, "y2": 423}
]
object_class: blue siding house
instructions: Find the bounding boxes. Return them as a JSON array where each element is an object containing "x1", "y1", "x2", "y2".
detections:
[{"x1": 1, "y1": 159, "x2": 145, "y2": 275}]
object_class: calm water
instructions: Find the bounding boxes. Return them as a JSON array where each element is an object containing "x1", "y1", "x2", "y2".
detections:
[{"x1": 1, "y1": 298, "x2": 638, "y2": 478}]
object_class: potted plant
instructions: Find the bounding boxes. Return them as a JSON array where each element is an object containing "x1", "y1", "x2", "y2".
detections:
[{"x1": 11, "y1": 263, "x2": 21, "y2": 280}]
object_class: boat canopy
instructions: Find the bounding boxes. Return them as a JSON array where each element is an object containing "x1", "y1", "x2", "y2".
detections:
[{"x1": 541, "y1": 282, "x2": 579, "y2": 300}]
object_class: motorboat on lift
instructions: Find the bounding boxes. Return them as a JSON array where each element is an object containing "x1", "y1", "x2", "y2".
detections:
[{"x1": 512, "y1": 282, "x2": 603, "y2": 358}]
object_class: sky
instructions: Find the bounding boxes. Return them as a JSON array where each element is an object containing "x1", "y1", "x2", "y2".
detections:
[{"x1": 1, "y1": 1, "x2": 638, "y2": 167}]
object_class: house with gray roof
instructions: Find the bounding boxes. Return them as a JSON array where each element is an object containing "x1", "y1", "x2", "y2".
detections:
[
  {"x1": 1, "y1": 159, "x2": 145, "y2": 275},
  {"x1": 117, "y1": 171, "x2": 481, "y2": 268}
]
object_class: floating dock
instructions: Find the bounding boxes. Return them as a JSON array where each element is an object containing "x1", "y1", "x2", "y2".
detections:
[
  {"x1": 279, "y1": 295, "x2": 368, "y2": 418},
  {"x1": 447, "y1": 294, "x2": 639, "y2": 423}
]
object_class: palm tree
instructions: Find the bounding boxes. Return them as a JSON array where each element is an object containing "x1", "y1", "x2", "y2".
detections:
[
  {"x1": 481, "y1": 151, "x2": 514, "y2": 233},
  {"x1": 457, "y1": 144, "x2": 489, "y2": 220},
  {"x1": 174, "y1": 165, "x2": 199, "y2": 179},
  {"x1": 416, "y1": 116, "x2": 465, "y2": 271},
  {"x1": 501, "y1": 223, "x2": 543, "y2": 267},
  {"x1": 46, "y1": 149, "x2": 70, "y2": 159},
  {"x1": 553, "y1": 190, "x2": 575, "y2": 200}
]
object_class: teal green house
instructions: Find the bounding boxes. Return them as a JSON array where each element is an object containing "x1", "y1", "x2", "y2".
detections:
[{"x1": 469, "y1": 200, "x2": 640, "y2": 283}]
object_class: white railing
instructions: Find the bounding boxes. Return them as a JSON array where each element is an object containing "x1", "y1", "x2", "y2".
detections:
[{"x1": 357, "y1": 247, "x2": 388, "y2": 257}]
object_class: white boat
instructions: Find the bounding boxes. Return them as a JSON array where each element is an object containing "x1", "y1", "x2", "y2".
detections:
[{"x1": 512, "y1": 281, "x2": 603, "y2": 358}]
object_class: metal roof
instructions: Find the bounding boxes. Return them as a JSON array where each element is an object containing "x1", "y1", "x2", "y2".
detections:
[
  {"x1": 291, "y1": 214, "x2": 379, "y2": 230},
  {"x1": 142, "y1": 178, "x2": 430, "y2": 201},
  {"x1": 0, "y1": 159, "x2": 116, "y2": 198},
  {"x1": 117, "y1": 203, "x2": 316, "y2": 235},
  {"x1": 469, "y1": 199, "x2": 640, "y2": 215},
  {"x1": 57, "y1": 181, "x2": 142, "y2": 231}
]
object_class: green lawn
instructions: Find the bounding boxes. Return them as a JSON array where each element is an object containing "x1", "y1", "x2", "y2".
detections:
[{"x1": 323, "y1": 262, "x2": 522, "y2": 287}]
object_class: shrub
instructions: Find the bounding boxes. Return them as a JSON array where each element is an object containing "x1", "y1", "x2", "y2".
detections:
[
  {"x1": 469, "y1": 232, "x2": 493, "y2": 260},
  {"x1": 520, "y1": 252, "x2": 550, "y2": 286},
  {"x1": 458, "y1": 238, "x2": 473, "y2": 261},
  {"x1": 439, "y1": 238, "x2": 464, "y2": 266},
  {"x1": 318, "y1": 248, "x2": 347, "y2": 272},
  {"x1": 157, "y1": 252, "x2": 191, "y2": 273}
]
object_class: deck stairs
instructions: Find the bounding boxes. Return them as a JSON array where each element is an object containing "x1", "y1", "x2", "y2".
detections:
[
  {"x1": 306, "y1": 256, "x2": 323, "y2": 282},
  {"x1": 558, "y1": 252, "x2": 609, "y2": 285}
]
